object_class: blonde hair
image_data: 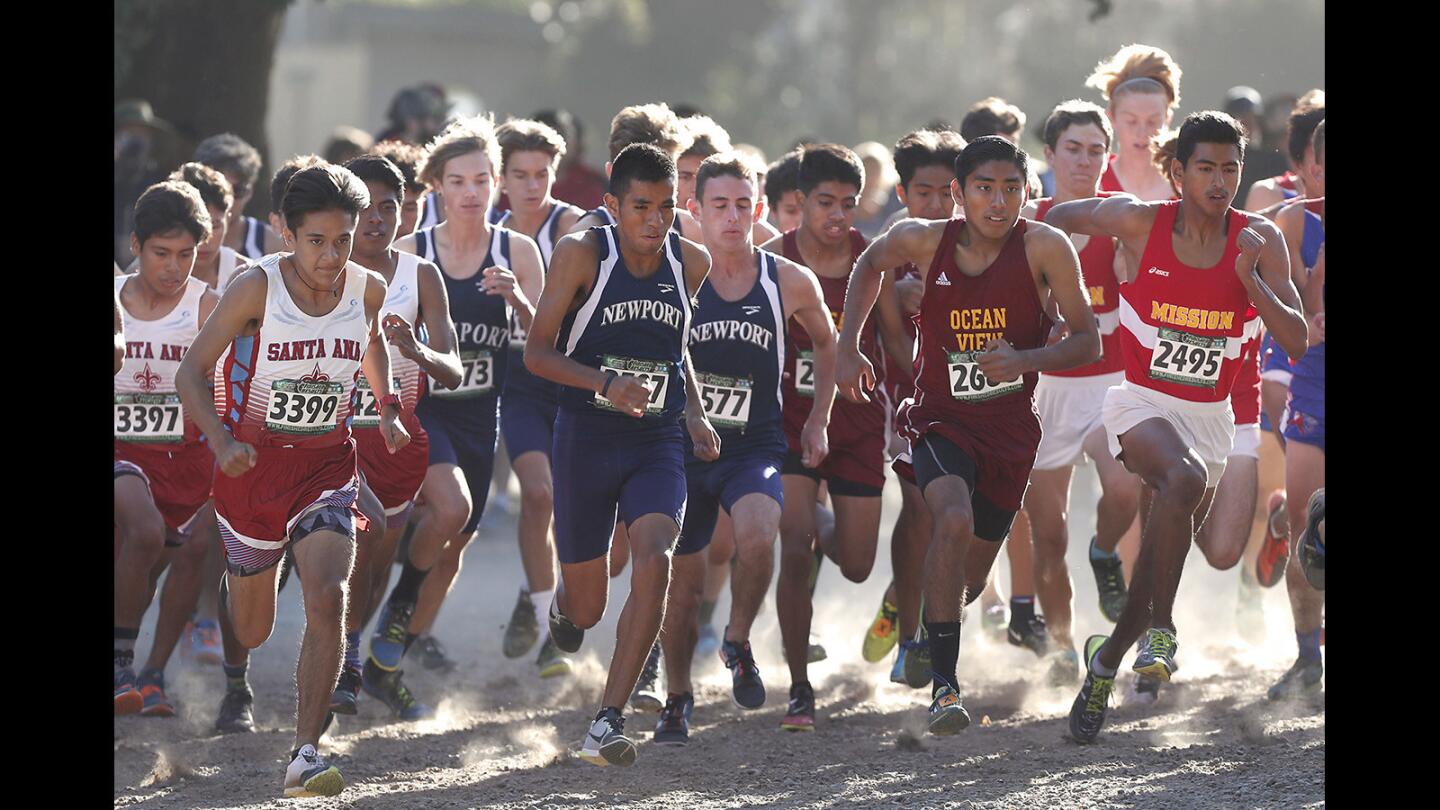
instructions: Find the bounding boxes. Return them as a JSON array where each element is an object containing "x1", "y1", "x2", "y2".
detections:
[
  {"x1": 417, "y1": 114, "x2": 501, "y2": 189},
  {"x1": 679, "y1": 115, "x2": 733, "y2": 160},
  {"x1": 607, "y1": 102, "x2": 688, "y2": 161},
  {"x1": 496, "y1": 118, "x2": 568, "y2": 171},
  {"x1": 1086, "y1": 44, "x2": 1182, "y2": 110}
]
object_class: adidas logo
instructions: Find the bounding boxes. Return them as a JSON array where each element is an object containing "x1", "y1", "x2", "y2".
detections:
[
  {"x1": 742, "y1": 305, "x2": 762, "y2": 315},
  {"x1": 936, "y1": 272, "x2": 952, "y2": 286}
]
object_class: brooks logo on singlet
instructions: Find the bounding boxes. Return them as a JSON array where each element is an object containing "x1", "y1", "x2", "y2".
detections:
[
  {"x1": 600, "y1": 299, "x2": 684, "y2": 328},
  {"x1": 689, "y1": 320, "x2": 774, "y2": 351}
]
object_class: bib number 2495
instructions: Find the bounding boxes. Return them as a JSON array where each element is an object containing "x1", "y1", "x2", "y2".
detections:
[{"x1": 1148, "y1": 328, "x2": 1224, "y2": 389}]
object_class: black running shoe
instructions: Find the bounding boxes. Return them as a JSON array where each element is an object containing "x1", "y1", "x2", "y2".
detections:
[
  {"x1": 216, "y1": 687, "x2": 256, "y2": 734},
  {"x1": 780, "y1": 682, "x2": 815, "y2": 731},
  {"x1": 579, "y1": 707, "x2": 636, "y2": 767},
  {"x1": 1069, "y1": 635, "x2": 1115, "y2": 744},
  {"x1": 1007, "y1": 614, "x2": 1052, "y2": 658},
  {"x1": 412, "y1": 634, "x2": 457, "y2": 674},
  {"x1": 720, "y1": 635, "x2": 766, "y2": 709},
  {"x1": 630, "y1": 643, "x2": 663, "y2": 712},
  {"x1": 1089, "y1": 538, "x2": 1128, "y2": 623},
  {"x1": 329, "y1": 664, "x2": 362, "y2": 715},
  {"x1": 547, "y1": 598, "x2": 585, "y2": 654},
  {"x1": 503, "y1": 590, "x2": 540, "y2": 659},
  {"x1": 361, "y1": 659, "x2": 433, "y2": 720},
  {"x1": 653, "y1": 692, "x2": 693, "y2": 745},
  {"x1": 1267, "y1": 657, "x2": 1323, "y2": 702}
]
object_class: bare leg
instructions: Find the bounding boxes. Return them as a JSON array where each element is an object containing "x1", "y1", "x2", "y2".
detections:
[
  {"x1": 601, "y1": 514, "x2": 678, "y2": 709},
  {"x1": 290, "y1": 531, "x2": 356, "y2": 750},
  {"x1": 777, "y1": 475, "x2": 820, "y2": 684},
  {"x1": 660, "y1": 551, "x2": 705, "y2": 694},
  {"x1": 725, "y1": 493, "x2": 782, "y2": 642},
  {"x1": 1283, "y1": 442, "x2": 1325, "y2": 638},
  {"x1": 512, "y1": 451, "x2": 558, "y2": 594},
  {"x1": 1025, "y1": 467, "x2": 1075, "y2": 649},
  {"x1": 892, "y1": 477, "x2": 931, "y2": 639},
  {"x1": 143, "y1": 507, "x2": 216, "y2": 672},
  {"x1": 1193, "y1": 455, "x2": 1256, "y2": 570}
]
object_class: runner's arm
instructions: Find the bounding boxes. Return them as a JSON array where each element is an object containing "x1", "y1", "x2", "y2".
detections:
[
  {"x1": 361, "y1": 270, "x2": 411, "y2": 453},
  {"x1": 406, "y1": 259, "x2": 464, "y2": 390},
  {"x1": 874, "y1": 271, "x2": 913, "y2": 371},
  {"x1": 1275, "y1": 201, "x2": 1310, "y2": 293},
  {"x1": 524, "y1": 232, "x2": 609, "y2": 392},
  {"x1": 780, "y1": 258, "x2": 838, "y2": 430},
  {"x1": 504, "y1": 234, "x2": 545, "y2": 331},
  {"x1": 1042, "y1": 193, "x2": 1150, "y2": 241},
  {"x1": 679, "y1": 238, "x2": 713, "y2": 297},
  {"x1": 836, "y1": 219, "x2": 932, "y2": 402},
  {"x1": 1005, "y1": 225, "x2": 1100, "y2": 374},
  {"x1": 1239, "y1": 218, "x2": 1307, "y2": 359},
  {"x1": 114, "y1": 289, "x2": 125, "y2": 375},
  {"x1": 175, "y1": 268, "x2": 267, "y2": 457}
]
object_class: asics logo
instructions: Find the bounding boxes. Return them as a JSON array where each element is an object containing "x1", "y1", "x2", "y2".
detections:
[{"x1": 1147, "y1": 267, "x2": 1170, "y2": 277}]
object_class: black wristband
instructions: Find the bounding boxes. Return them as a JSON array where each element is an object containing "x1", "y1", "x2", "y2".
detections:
[{"x1": 600, "y1": 370, "x2": 618, "y2": 398}]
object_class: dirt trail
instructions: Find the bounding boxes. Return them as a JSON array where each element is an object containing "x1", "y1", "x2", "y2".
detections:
[{"x1": 115, "y1": 464, "x2": 1324, "y2": 808}]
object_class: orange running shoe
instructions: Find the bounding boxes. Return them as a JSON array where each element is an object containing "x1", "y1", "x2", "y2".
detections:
[{"x1": 1255, "y1": 490, "x2": 1289, "y2": 587}]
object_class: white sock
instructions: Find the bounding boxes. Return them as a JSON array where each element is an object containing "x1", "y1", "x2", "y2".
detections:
[{"x1": 530, "y1": 589, "x2": 553, "y2": 643}]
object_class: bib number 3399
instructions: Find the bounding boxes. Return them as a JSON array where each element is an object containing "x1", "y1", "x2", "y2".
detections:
[
  {"x1": 1149, "y1": 328, "x2": 1223, "y2": 389},
  {"x1": 266, "y1": 379, "x2": 344, "y2": 435},
  {"x1": 947, "y1": 351, "x2": 1022, "y2": 402},
  {"x1": 596, "y1": 355, "x2": 669, "y2": 415}
]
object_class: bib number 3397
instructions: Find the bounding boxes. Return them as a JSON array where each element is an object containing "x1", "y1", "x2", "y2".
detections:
[
  {"x1": 114, "y1": 393, "x2": 184, "y2": 443},
  {"x1": 596, "y1": 355, "x2": 669, "y2": 414},
  {"x1": 266, "y1": 379, "x2": 343, "y2": 435},
  {"x1": 1149, "y1": 328, "x2": 1223, "y2": 389},
  {"x1": 947, "y1": 351, "x2": 1022, "y2": 402}
]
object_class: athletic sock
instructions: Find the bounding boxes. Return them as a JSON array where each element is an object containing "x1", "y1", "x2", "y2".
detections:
[
  {"x1": 1009, "y1": 596, "x2": 1036, "y2": 629},
  {"x1": 222, "y1": 662, "x2": 250, "y2": 693},
  {"x1": 528, "y1": 589, "x2": 552, "y2": 642},
  {"x1": 698, "y1": 599, "x2": 717, "y2": 626},
  {"x1": 1297, "y1": 629, "x2": 1322, "y2": 662},
  {"x1": 925, "y1": 620, "x2": 961, "y2": 696},
  {"x1": 390, "y1": 559, "x2": 429, "y2": 605},
  {"x1": 1089, "y1": 535, "x2": 1119, "y2": 562},
  {"x1": 345, "y1": 631, "x2": 362, "y2": 670},
  {"x1": 115, "y1": 627, "x2": 139, "y2": 674},
  {"x1": 1089, "y1": 649, "x2": 1118, "y2": 678}
]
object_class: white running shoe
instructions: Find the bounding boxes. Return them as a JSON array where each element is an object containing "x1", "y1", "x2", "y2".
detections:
[
  {"x1": 283, "y1": 744, "x2": 344, "y2": 798},
  {"x1": 578, "y1": 708, "x2": 636, "y2": 767}
]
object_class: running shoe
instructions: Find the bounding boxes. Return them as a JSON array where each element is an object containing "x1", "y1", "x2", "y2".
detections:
[
  {"x1": 1089, "y1": 537, "x2": 1128, "y2": 623},
  {"x1": 283, "y1": 744, "x2": 344, "y2": 798},
  {"x1": 808, "y1": 634, "x2": 828, "y2": 664},
  {"x1": 137, "y1": 671, "x2": 175, "y2": 718},
  {"x1": 1236, "y1": 568, "x2": 1267, "y2": 645},
  {"x1": 1126, "y1": 674, "x2": 1161, "y2": 706},
  {"x1": 1007, "y1": 614, "x2": 1052, "y2": 658},
  {"x1": 1046, "y1": 648, "x2": 1081, "y2": 686},
  {"x1": 1266, "y1": 657, "x2": 1323, "y2": 702},
  {"x1": 114, "y1": 668, "x2": 143, "y2": 716},
  {"x1": 630, "y1": 643, "x2": 663, "y2": 712},
  {"x1": 215, "y1": 687, "x2": 256, "y2": 734},
  {"x1": 190, "y1": 618, "x2": 223, "y2": 666},
  {"x1": 890, "y1": 643, "x2": 909, "y2": 685},
  {"x1": 720, "y1": 636, "x2": 766, "y2": 709},
  {"x1": 982, "y1": 603, "x2": 1008, "y2": 638},
  {"x1": 1298, "y1": 488, "x2": 1325, "y2": 591},
  {"x1": 361, "y1": 660, "x2": 434, "y2": 720},
  {"x1": 1069, "y1": 634, "x2": 1115, "y2": 744},
  {"x1": 329, "y1": 665, "x2": 362, "y2": 715},
  {"x1": 903, "y1": 632, "x2": 932, "y2": 689},
  {"x1": 412, "y1": 634, "x2": 457, "y2": 674},
  {"x1": 368, "y1": 599, "x2": 416, "y2": 672},
  {"x1": 653, "y1": 692, "x2": 693, "y2": 745},
  {"x1": 695, "y1": 623, "x2": 721, "y2": 659},
  {"x1": 1255, "y1": 490, "x2": 1290, "y2": 587},
  {"x1": 536, "y1": 636, "x2": 573, "y2": 679},
  {"x1": 579, "y1": 707, "x2": 636, "y2": 767},
  {"x1": 1132, "y1": 627, "x2": 1179, "y2": 682},
  {"x1": 862, "y1": 598, "x2": 900, "y2": 663},
  {"x1": 927, "y1": 677, "x2": 970, "y2": 736},
  {"x1": 503, "y1": 589, "x2": 540, "y2": 659},
  {"x1": 547, "y1": 598, "x2": 584, "y2": 654},
  {"x1": 780, "y1": 682, "x2": 815, "y2": 732}
]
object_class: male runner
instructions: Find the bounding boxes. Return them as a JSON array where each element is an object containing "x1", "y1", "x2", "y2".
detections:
[
  {"x1": 115, "y1": 181, "x2": 220, "y2": 714},
  {"x1": 838, "y1": 135, "x2": 1100, "y2": 735},
  {"x1": 526, "y1": 143, "x2": 716, "y2": 766},
  {"x1": 1043, "y1": 112, "x2": 1308, "y2": 743},
  {"x1": 764, "y1": 150, "x2": 804, "y2": 235},
  {"x1": 371, "y1": 140, "x2": 429, "y2": 237},
  {"x1": 1244, "y1": 90, "x2": 1324, "y2": 212},
  {"x1": 1019, "y1": 101, "x2": 1141, "y2": 683},
  {"x1": 367, "y1": 117, "x2": 542, "y2": 715},
  {"x1": 176, "y1": 163, "x2": 409, "y2": 796},
  {"x1": 194, "y1": 133, "x2": 281, "y2": 259},
  {"x1": 758, "y1": 143, "x2": 907, "y2": 731},
  {"x1": 492, "y1": 118, "x2": 584, "y2": 676},
  {"x1": 1085, "y1": 44, "x2": 1184, "y2": 201},
  {"x1": 652, "y1": 152, "x2": 837, "y2": 743}
]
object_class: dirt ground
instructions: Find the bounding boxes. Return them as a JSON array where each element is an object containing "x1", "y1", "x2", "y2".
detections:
[{"x1": 115, "y1": 464, "x2": 1324, "y2": 808}]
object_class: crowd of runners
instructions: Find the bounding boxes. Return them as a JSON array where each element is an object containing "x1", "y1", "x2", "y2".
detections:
[{"x1": 114, "y1": 41, "x2": 1326, "y2": 798}]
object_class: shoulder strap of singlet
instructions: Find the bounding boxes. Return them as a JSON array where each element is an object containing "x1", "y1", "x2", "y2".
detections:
[
  {"x1": 848, "y1": 228, "x2": 868, "y2": 261},
  {"x1": 781, "y1": 230, "x2": 800, "y2": 264},
  {"x1": 1138, "y1": 200, "x2": 1180, "y2": 262},
  {"x1": 498, "y1": 228, "x2": 511, "y2": 264},
  {"x1": 415, "y1": 227, "x2": 431, "y2": 261},
  {"x1": 1033, "y1": 197, "x2": 1055, "y2": 221}
]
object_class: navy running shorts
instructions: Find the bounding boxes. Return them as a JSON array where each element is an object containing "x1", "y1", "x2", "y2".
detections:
[{"x1": 676, "y1": 449, "x2": 785, "y2": 556}]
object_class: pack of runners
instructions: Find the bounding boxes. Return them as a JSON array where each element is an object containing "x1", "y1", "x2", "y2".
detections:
[{"x1": 114, "y1": 42, "x2": 1325, "y2": 797}]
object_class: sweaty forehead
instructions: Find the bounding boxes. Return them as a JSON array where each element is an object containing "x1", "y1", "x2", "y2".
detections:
[
  {"x1": 621, "y1": 177, "x2": 676, "y2": 202},
  {"x1": 810, "y1": 180, "x2": 860, "y2": 199}
]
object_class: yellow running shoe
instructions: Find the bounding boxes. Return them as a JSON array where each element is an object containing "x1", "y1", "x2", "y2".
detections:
[{"x1": 862, "y1": 598, "x2": 900, "y2": 663}]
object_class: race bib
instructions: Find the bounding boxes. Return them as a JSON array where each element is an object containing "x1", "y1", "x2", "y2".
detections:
[
  {"x1": 114, "y1": 392, "x2": 184, "y2": 443},
  {"x1": 351, "y1": 374, "x2": 403, "y2": 428},
  {"x1": 697, "y1": 371, "x2": 753, "y2": 430},
  {"x1": 508, "y1": 311, "x2": 527, "y2": 349},
  {"x1": 947, "y1": 351, "x2": 1023, "y2": 402},
  {"x1": 266, "y1": 379, "x2": 344, "y2": 435},
  {"x1": 1149, "y1": 328, "x2": 1224, "y2": 389},
  {"x1": 432, "y1": 349, "x2": 494, "y2": 398},
  {"x1": 595, "y1": 354, "x2": 670, "y2": 414},
  {"x1": 794, "y1": 350, "x2": 816, "y2": 398}
]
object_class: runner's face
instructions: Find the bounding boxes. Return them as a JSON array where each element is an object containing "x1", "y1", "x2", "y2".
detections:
[
  {"x1": 438, "y1": 150, "x2": 495, "y2": 221},
  {"x1": 1045, "y1": 123, "x2": 1109, "y2": 199},
  {"x1": 1175, "y1": 142, "x2": 1241, "y2": 217},
  {"x1": 222, "y1": 170, "x2": 253, "y2": 226},
  {"x1": 800, "y1": 181, "x2": 859, "y2": 246},
  {"x1": 899, "y1": 164, "x2": 957, "y2": 220},
  {"x1": 398, "y1": 188, "x2": 421, "y2": 236},
  {"x1": 608, "y1": 177, "x2": 676, "y2": 253},
  {"x1": 356, "y1": 180, "x2": 401, "y2": 255},
  {"x1": 694, "y1": 174, "x2": 757, "y2": 252},
  {"x1": 1300, "y1": 143, "x2": 1324, "y2": 197},
  {"x1": 503, "y1": 150, "x2": 558, "y2": 215},
  {"x1": 284, "y1": 209, "x2": 358, "y2": 278},
  {"x1": 775, "y1": 190, "x2": 804, "y2": 233},
  {"x1": 955, "y1": 159, "x2": 1026, "y2": 240},
  {"x1": 197, "y1": 204, "x2": 229, "y2": 265},
  {"x1": 131, "y1": 229, "x2": 198, "y2": 296},
  {"x1": 1110, "y1": 93, "x2": 1169, "y2": 163},
  {"x1": 677, "y1": 154, "x2": 705, "y2": 208}
]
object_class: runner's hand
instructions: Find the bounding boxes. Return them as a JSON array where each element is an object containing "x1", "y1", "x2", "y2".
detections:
[
  {"x1": 216, "y1": 437, "x2": 258, "y2": 477},
  {"x1": 604, "y1": 375, "x2": 653, "y2": 417},
  {"x1": 687, "y1": 412, "x2": 721, "y2": 461},
  {"x1": 1307, "y1": 311, "x2": 1324, "y2": 346},
  {"x1": 1234, "y1": 226, "x2": 1265, "y2": 283},
  {"x1": 382, "y1": 314, "x2": 422, "y2": 362},
  {"x1": 837, "y1": 345, "x2": 873, "y2": 403},
  {"x1": 481, "y1": 266, "x2": 517, "y2": 300},
  {"x1": 896, "y1": 276, "x2": 925, "y2": 315},
  {"x1": 977, "y1": 338, "x2": 1027, "y2": 383},
  {"x1": 800, "y1": 415, "x2": 830, "y2": 468},
  {"x1": 380, "y1": 409, "x2": 411, "y2": 454},
  {"x1": 1046, "y1": 319, "x2": 1071, "y2": 347}
]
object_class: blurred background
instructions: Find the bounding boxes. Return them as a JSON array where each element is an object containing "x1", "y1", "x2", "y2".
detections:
[{"x1": 115, "y1": 0, "x2": 1323, "y2": 262}]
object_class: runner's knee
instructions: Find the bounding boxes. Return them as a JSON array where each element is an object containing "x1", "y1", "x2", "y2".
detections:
[
  {"x1": 120, "y1": 515, "x2": 166, "y2": 563},
  {"x1": 933, "y1": 503, "x2": 975, "y2": 545},
  {"x1": 1159, "y1": 461, "x2": 1207, "y2": 508},
  {"x1": 520, "y1": 478, "x2": 554, "y2": 515}
]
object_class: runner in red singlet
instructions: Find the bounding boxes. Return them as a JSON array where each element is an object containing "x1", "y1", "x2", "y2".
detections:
[
  {"x1": 1086, "y1": 44, "x2": 1183, "y2": 202},
  {"x1": 1244, "y1": 90, "x2": 1324, "y2": 212},
  {"x1": 837, "y1": 136, "x2": 1100, "y2": 736},
  {"x1": 1043, "y1": 112, "x2": 1308, "y2": 743}
]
